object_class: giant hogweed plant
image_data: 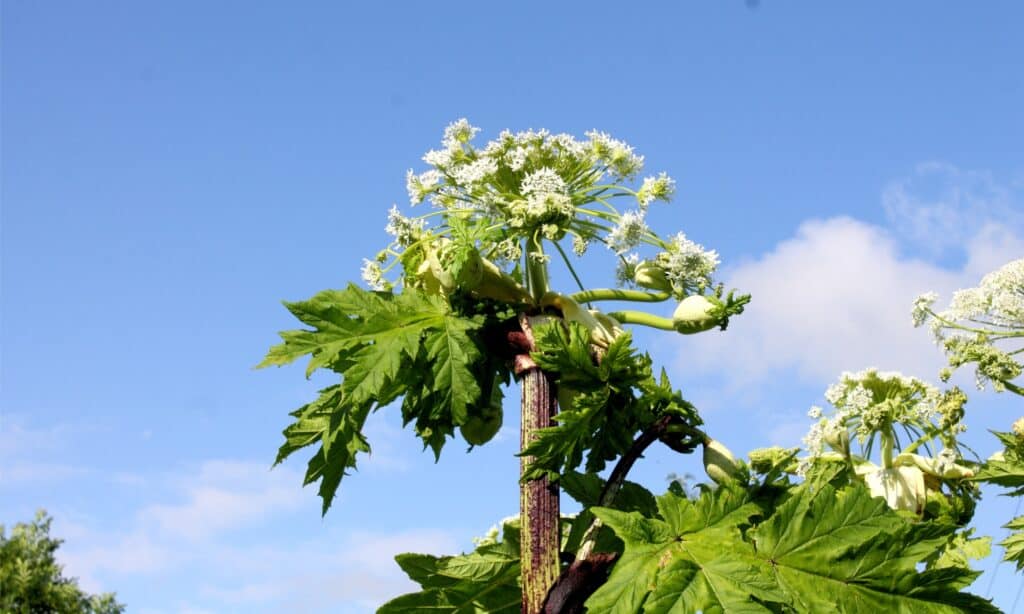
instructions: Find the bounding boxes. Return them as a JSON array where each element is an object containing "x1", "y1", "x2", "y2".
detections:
[
  {"x1": 915, "y1": 259, "x2": 1024, "y2": 574},
  {"x1": 260, "y1": 120, "x2": 999, "y2": 613}
]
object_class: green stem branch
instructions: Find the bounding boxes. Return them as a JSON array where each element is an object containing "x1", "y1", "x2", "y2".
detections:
[{"x1": 607, "y1": 310, "x2": 677, "y2": 331}]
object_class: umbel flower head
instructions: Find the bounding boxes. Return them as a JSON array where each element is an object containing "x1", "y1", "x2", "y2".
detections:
[
  {"x1": 370, "y1": 119, "x2": 726, "y2": 302},
  {"x1": 912, "y1": 258, "x2": 1024, "y2": 394},
  {"x1": 798, "y1": 368, "x2": 973, "y2": 515}
]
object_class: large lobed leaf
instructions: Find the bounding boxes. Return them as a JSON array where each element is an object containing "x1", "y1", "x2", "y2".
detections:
[
  {"x1": 751, "y1": 484, "x2": 994, "y2": 613},
  {"x1": 586, "y1": 483, "x2": 997, "y2": 613},
  {"x1": 259, "y1": 286, "x2": 488, "y2": 513},
  {"x1": 586, "y1": 485, "x2": 778, "y2": 613},
  {"x1": 378, "y1": 524, "x2": 522, "y2": 614},
  {"x1": 1000, "y1": 515, "x2": 1024, "y2": 572}
]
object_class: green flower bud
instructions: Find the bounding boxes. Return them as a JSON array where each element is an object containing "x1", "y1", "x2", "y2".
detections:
[
  {"x1": 633, "y1": 261, "x2": 673, "y2": 293},
  {"x1": 862, "y1": 465, "x2": 926, "y2": 515},
  {"x1": 702, "y1": 438, "x2": 741, "y2": 485},
  {"x1": 673, "y1": 295, "x2": 722, "y2": 335},
  {"x1": 460, "y1": 412, "x2": 502, "y2": 446}
]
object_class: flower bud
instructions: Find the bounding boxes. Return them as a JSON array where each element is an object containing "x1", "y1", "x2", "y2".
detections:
[
  {"x1": 862, "y1": 465, "x2": 926, "y2": 515},
  {"x1": 702, "y1": 438, "x2": 741, "y2": 485},
  {"x1": 673, "y1": 295, "x2": 721, "y2": 335},
  {"x1": 633, "y1": 261, "x2": 673, "y2": 293}
]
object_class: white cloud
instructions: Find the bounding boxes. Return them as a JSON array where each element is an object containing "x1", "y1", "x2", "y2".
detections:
[
  {"x1": 682, "y1": 165, "x2": 1024, "y2": 389},
  {"x1": 883, "y1": 162, "x2": 1022, "y2": 254},
  {"x1": 200, "y1": 528, "x2": 460, "y2": 610},
  {"x1": 0, "y1": 462, "x2": 91, "y2": 483},
  {"x1": 142, "y1": 460, "x2": 305, "y2": 541},
  {"x1": 54, "y1": 457, "x2": 462, "y2": 613}
]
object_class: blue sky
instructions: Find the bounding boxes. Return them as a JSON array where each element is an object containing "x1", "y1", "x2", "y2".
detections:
[{"x1": 2, "y1": 2, "x2": 1023, "y2": 612}]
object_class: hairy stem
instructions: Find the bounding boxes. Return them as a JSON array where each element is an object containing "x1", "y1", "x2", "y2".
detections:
[
  {"x1": 518, "y1": 315, "x2": 561, "y2": 614},
  {"x1": 575, "y1": 415, "x2": 677, "y2": 561}
]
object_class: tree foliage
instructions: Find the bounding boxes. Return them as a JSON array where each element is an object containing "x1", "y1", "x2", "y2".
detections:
[{"x1": 0, "y1": 511, "x2": 124, "y2": 614}]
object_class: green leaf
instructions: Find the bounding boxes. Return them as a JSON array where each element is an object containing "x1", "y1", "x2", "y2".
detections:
[
  {"x1": 1001, "y1": 515, "x2": 1024, "y2": 571},
  {"x1": 586, "y1": 486, "x2": 778, "y2": 613},
  {"x1": 379, "y1": 525, "x2": 521, "y2": 613},
  {"x1": 561, "y1": 471, "x2": 658, "y2": 517},
  {"x1": 750, "y1": 483, "x2": 997, "y2": 613},
  {"x1": 972, "y1": 455, "x2": 1024, "y2": 492},
  {"x1": 274, "y1": 384, "x2": 372, "y2": 515},
  {"x1": 926, "y1": 529, "x2": 992, "y2": 571},
  {"x1": 261, "y1": 286, "x2": 494, "y2": 512},
  {"x1": 341, "y1": 325, "x2": 420, "y2": 405},
  {"x1": 259, "y1": 286, "x2": 446, "y2": 377},
  {"x1": 588, "y1": 483, "x2": 997, "y2": 613},
  {"x1": 424, "y1": 317, "x2": 483, "y2": 425}
]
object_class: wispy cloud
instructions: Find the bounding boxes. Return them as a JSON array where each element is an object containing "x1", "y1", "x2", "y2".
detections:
[
  {"x1": 54, "y1": 457, "x2": 461, "y2": 613},
  {"x1": 141, "y1": 460, "x2": 305, "y2": 542},
  {"x1": 678, "y1": 164, "x2": 1024, "y2": 388},
  {"x1": 883, "y1": 162, "x2": 1023, "y2": 255}
]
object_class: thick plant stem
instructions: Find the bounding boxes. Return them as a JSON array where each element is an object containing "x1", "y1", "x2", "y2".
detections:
[
  {"x1": 881, "y1": 430, "x2": 895, "y2": 470},
  {"x1": 517, "y1": 315, "x2": 560, "y2": 614}
]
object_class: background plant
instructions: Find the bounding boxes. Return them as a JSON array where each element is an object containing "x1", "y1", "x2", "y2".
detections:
[
  {"x1": 0, "y1": 511, "x2": 125, "y2": 614},
  {"x1": 915, "y1": 259, "x2": 1024, "y2": 581}
]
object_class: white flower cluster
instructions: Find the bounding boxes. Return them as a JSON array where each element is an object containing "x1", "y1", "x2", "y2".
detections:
[
  {"x1": 636, "y1": 172, "x2": 676, "y2": 209},
  {"x1": 801, "y1": 368, "x2": 964, "y2": 468},
  {"x1": 911, "y1": 292, "x2": 938, "y2": 327},
  {"x1": 361, "y1": 259, "x2": 387, "y2": 291},
  {"x1": 653, "y1": 232, "x2": 720, "y2": 295},
  {"x1": 585, "y1": 130, "x2": 645, "y2": 181},
  {"x1": 471, "y1": 514, "x2": 520, "y2": 547},
  {"x1": 407, "y1": 119, "x2": 666, "y2": 216},
  {"x1": 914, "y1": 259, "x2": 1024, "y2": 336},
  {"x1": 606, "y1": 210, "x2": 649, "y2": 254},
  {"x1": 405, "y1": 169, "x2": 442, "y2": 205},
  {"x1": 615, "y1": 253, "x2": 642, "y2": 286},
  {"x1": 912, "y1": 259, "x2": 1023, "y2": 393},
  {"x1": 384, "y1": 205, "x2": 425, "y2": 246},
  {"x1": 378, "y1": 119, "x2": 698, "y2": 293},
  {"x1": 521, "y1": 167, "x2": 568, "y2": 196}
]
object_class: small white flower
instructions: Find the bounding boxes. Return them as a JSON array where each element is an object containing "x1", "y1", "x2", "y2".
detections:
[
  {"x1": 442, "y1": 118, "x2": 480, "y2": 149},
  {"x1": 655, "y1": 232, "x2": 719, "y2": 294},
  {"x1": 807, "y1": 406, "x2": 823, "y2": 419},
  {"x1": 606, "y1": 210, "x2": 648, "y2": 254},
  {"x1": 615, "y1": 253, "x2": 641, "y2": 286},
  {"x1": 637, "y1": 172, "x2": 676, "y2": 208},
  {"x1": 495, "y1": 238, "x2": 522, "y2": 262},
  {"x1": 384, "y1": 205, "x2": 424, "y2": 246},
  {"x1": 422, "y1": 148, "x2": 454, "y2": 168},
  {"x1": 586, "y1": 130, "x2": 644, "y2": 180},
  {"x1": 520, "y1": 167, "x2": 568, "y2": 196},
  {"x1": 911, "y1": 292, "x2": 938, "y2": 327},
  {"x1": 506, "y1": 146, "x2": 529, "y2": 171},
  {"x1": 572, "y1": 234, "x2": 590, "y2": 257},
  {"x1": 406, "y1": 169, "x2": 442, "y2": 205},
  {"x1": 361, "y1": 259, "x2": 386, "y2": 290},
  {"x1": 452, "y1": 157, "x2": 498, "y2": 187}
]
